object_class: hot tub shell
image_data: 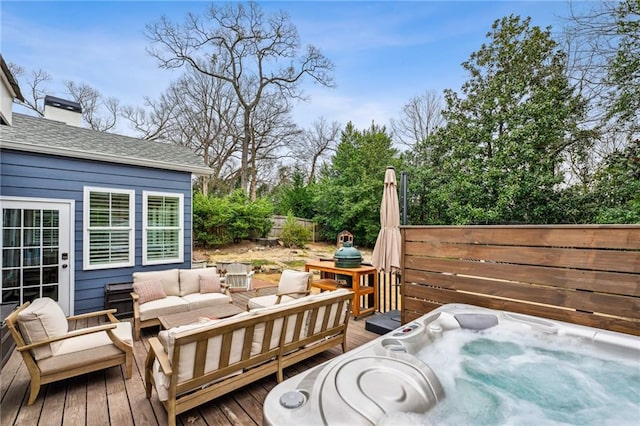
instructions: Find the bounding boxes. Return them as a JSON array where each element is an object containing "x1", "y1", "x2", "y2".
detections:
[{"x1": 263, "y1": 303, "x2": 640, "y2": 425}]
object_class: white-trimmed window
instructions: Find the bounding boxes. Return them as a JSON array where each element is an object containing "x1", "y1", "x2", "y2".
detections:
[
  {"x1": 143, "y1": 191, "x2": 184, "y2": 265},
  {"x1": 83, "y1": 187, "x2": 135, "y2": 270}
]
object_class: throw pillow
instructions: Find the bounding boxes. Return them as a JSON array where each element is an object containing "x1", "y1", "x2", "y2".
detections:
[
  {"x1": 133, "y1": 280, "x2": 166, "y2": 304},
  {"x1": 200, "y1": 274, "x2": 222, "y2": 294}
]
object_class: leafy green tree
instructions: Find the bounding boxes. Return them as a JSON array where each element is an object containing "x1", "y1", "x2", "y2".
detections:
[
  {"x1": 314, "y1": 122, "x2": 399, "y2": 246},
  {"x1": 272, "y1": 168, "x2": 315, "y2": 218},
  {"x1": 608, "y1": 0, "x2": 640, "y2": 131},
  {"x1": 591, "y1": 139, "x2": 640, "y2": 223},
  {"x1": 401, "y1": 133, "x2": 450, "y2": 225},
  {"x1": 562, "y1": 0, "x2": 638, "y2": 191},
  {"x1": 420, "y1": 16, "x2": 585, "y2": 224}
]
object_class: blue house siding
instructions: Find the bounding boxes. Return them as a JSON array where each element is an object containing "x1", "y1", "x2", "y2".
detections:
[{"x1": 1, "y1": 149, "x2": 194, "y2": 314}]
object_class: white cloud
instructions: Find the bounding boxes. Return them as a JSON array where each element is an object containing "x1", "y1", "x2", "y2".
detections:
[{"x1": 293, "y1": 88, "x2": 402, "y2": 131}]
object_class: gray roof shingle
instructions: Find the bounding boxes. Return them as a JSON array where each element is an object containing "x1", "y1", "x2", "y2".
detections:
[{"x1": 0, "y1": 113, "x2": 212, "y2": 175}]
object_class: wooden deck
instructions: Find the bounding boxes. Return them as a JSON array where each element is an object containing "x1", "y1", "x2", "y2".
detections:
[{"x1": 1, "y1": 288, "x2": 379, "y2": 426}]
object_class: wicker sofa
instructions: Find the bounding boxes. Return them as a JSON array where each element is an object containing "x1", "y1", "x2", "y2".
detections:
[
  {"x1": 144, "y1": 288, "x2": 353, "y2": 426},
  {"x1": 131, "y1": 268, "x2": 233, "y2": 340}
]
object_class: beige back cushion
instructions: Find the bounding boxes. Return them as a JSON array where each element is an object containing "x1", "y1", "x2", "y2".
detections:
[
  {"x1": 250, "y1": 297, "x2": 311, "y2": 349},
  {"x1": 304, "y1": 289, "x2": 351, "y2": 336},
  {"x1": 158, "y1": 311, "x2": 257, "y2": 385},
  {"x1": 278, "y1": 270, "x2": 311, "y2": 294},
  {"x1": 133, "y1": 269, "x2": 180, "y2": 296},
  {"x1": 17, "y1": 297, "x2": 68, "y2": 360},
  {"x1": 179, "y1": 267, "x2": 218, "y2": 296}
]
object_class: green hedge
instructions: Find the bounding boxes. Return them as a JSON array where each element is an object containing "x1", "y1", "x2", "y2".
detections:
[{"x1": 193, "y1": 190, "x2": 274, "y2": 247}]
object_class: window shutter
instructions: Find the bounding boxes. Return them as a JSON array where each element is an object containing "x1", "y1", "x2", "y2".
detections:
[
  {"x1": 143, "y1": 192, "x2": 183, "y2": 264},
  {"x1": 84, "y1": 188, "x2": 134, "y2": 269}
]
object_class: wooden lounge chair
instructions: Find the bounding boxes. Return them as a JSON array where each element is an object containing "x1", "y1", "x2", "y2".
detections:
[
  {"x1": 247, "y1": 269, "x2": 312, "y2": 309},
  {"x1": 224, "y1": 262, "x2": 255, "y2": 291},
  {"x1": 5, "y1": 297, "x2": 133, "y2": 405}
]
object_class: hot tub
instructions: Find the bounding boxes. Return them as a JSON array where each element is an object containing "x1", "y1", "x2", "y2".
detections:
[{"x1": 263, "y1": 304, "x2": 640, "y2": 425}]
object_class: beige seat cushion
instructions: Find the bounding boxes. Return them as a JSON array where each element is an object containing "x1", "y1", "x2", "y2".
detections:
[
  {"x1": 54, "y1": 321, "x2": 132, "y2": 355},
  {"x1": 138, "y1": 296, "x2": 189, "y2": 321},
  {"x1": 247, "y1": 294, "x2": 297, "y2": 310},
  {"x1": 181, "y1": 292, "x2": 232, "y2": 310},
  {"x1": 179, "y1": 267, "x2": 218, "y2": 296},
  {"x1": 17, "y1": 297, "x2": 68, "y2": 360},
  {"x1": 133, "y1": 269, "x2": 180, "y2": 296},
  {"x1": 39, "y1": 344, "x2": 126, "y2": 375}
]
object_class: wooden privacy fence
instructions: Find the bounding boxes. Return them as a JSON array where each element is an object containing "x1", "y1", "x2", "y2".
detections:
[
  {"x1": 269, "y1": 215, "x2": 317, "y2": 242},
  {"x1": 401, "y1": 225, "x2": 640, "y2": 336}
]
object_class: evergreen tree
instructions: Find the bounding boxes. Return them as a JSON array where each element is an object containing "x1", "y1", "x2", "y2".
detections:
[
  {"x1": 314, "y1": 122, "x2": 399, "y2": 246},
  {"x1": 430, "y1": 16, "x2": 585, "y2": 224}
]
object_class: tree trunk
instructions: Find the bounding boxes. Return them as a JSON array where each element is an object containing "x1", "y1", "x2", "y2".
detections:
[
  {"x1": 241, "y1": 110, "x2": 251, "y2": 193},
  {"x1": 201, "y1": 145, "x2": 210, "y2": 196}
]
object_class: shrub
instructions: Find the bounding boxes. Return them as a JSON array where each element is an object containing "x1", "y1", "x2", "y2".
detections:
[
  {"x1": 193, "y1": 192, "x2": 233, "y2": 246},
  {"x1": 193, "y1": 191, "x2": 274, "y2": 247},
  {"x1": 280, "y1": 212, "x2": 312, "y2": 248}
]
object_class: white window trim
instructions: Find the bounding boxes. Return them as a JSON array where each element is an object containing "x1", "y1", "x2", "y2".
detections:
[
  {"x1": 83, "y1": 186, "x2": 135, "y2": 270},
  {"x1": 142, "y1": 191, "x2": 184, "y2": 265}
]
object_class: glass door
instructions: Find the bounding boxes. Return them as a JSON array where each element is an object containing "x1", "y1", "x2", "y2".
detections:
[{"x1": 1, "y1": 199, "x2": 72, "y2": 314}]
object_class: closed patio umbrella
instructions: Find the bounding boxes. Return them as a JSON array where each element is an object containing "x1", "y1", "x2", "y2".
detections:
[{"x1": 372, "y1": 167, "x2": 402, "y2": 273}]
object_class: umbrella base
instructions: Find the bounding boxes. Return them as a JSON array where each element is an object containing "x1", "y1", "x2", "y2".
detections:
[{"x1": 365, "y1": 310, "x2": 401, "y2": 335}]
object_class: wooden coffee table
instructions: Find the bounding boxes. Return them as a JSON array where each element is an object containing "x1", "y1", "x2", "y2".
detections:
[{"x1": 158, "y1": 304, "x2": 244, "y2": 329}]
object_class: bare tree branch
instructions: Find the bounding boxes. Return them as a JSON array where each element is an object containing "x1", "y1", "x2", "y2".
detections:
[
  {"x1": 145, "y1": 1, "x2": 334, "y2": 197},
  {"x1": 8, "y1": 63, "x2": 50, "y2": 116},
  {"x1": 391, "y1": 90, "x2": 444, "y2": 149},
  {"x1": 65, "y1": 81, "x2": 119, "y2": 132}
]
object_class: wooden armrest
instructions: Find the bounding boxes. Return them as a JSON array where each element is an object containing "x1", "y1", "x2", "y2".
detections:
[
  {"x1": 130, "y1": 292, "x2": 139, "y2": 301},
  {"x1": 276, "y1": 290, "x2": 311, "y2": 297},
  {"x1": 17, "y1": 323, "x2": 118, "y2": 351},
  {"x1": 147, "y1": 337, "x2": 172, "y2": 375},
  {"x1": 253, "y1": 283, "x2": 279, "y2": 296},
  {"x1": 68, "y1": 309, "x2": 118, "y2": 322},
  {"x1": 220, "y1": 283, "x2": 232, "y2": 297},
  {"x1": 273, "y1": 290, "x2": 311, "y2": 304},
  {"x1": 225, "y1": 272, "x2": 248, "y2": 277}
]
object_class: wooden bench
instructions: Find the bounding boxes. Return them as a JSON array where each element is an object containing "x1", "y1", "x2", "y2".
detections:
[{"x1": 145, "y1": 289, "x2": 353, "y2": 426}]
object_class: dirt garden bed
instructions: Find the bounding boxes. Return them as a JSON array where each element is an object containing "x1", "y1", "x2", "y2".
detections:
[{"x1": 194, "y1": 240, "x2": 373, "y2": 284}]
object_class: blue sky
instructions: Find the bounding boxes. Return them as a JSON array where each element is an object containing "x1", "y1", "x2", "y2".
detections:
[{"x1": 2, "y1": 1, "x2": 586, "y2": 134}]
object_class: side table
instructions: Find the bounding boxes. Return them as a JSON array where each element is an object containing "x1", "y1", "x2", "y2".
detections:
[
  {"x1": 305, "y1": 261, "x2": 378, "y2": 319},
  {"x1": 158, "y1": 304, "x2": 244, "y2": 330}
]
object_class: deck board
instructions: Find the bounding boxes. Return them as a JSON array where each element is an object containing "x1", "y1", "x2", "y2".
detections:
[{"x1": 0, "y1": 288, "x2": 379, "y2": 425}]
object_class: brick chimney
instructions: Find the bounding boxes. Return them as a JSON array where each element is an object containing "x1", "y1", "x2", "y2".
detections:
[{"x1": 44, "y1": 95, "x2": 82, "y2": 127}]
